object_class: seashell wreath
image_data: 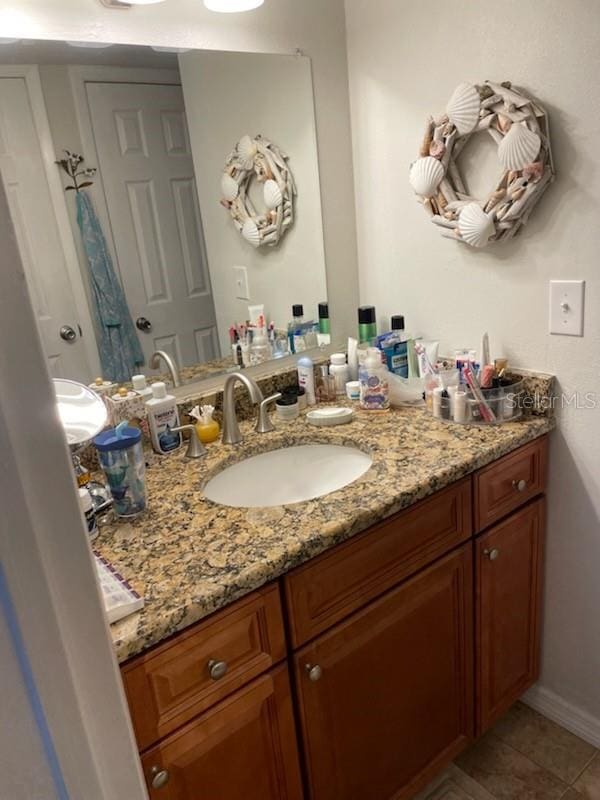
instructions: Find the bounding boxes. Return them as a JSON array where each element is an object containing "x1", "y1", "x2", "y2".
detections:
[
  {"x1": 220, "y1": 134, "x2": 296, "y2": 248},
  {"x1": 409, "y1": 81, "x2": 555, "y2": 248}
]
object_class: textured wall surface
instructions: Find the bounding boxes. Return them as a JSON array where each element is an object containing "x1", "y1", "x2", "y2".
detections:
[{"x1": 345, "y1": 0, "x2": 600, "y2": 725}]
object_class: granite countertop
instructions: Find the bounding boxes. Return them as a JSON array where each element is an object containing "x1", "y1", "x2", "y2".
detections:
[{"x1": 97, "y1": 405, "x2": 554, "y2": 664}]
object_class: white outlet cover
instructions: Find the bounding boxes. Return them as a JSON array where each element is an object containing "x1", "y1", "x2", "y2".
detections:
[
  {"x1": 233, "y1": 266, "x2": 249, "y2": 301},
  {"x1": 549, "y1": 280, "x2": 585, "y2": 336}
]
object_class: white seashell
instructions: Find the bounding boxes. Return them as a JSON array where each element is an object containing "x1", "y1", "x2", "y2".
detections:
[
  {"x1": 458, "y1": 202, "x2": 496, "y2": 248},
  {"x1": 237, "y1": 135, "x2": 257, "y2": 169},
  {"x1": 263, "y1": 179, "x2": 282, "y2": 210},
  {"x1": 242, "y1": 218, "x2": 261, "y2": 247},
  {"x1": 446, "y1": 82, "x2": 481, "y2": 136},
  {"x1": 497, "y1": 122, "x2": 541, "y2": 171},
  {"x1": 409, "y1": 156, "x2": 444, "y2": 197},
  {"x1": 221, "y1": 173, "x2": 239, "y2": 202}
]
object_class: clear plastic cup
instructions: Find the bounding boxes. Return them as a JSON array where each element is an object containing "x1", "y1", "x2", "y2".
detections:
[{"x1": 94, "y1": 425, "x2": 146, "y2": 518}]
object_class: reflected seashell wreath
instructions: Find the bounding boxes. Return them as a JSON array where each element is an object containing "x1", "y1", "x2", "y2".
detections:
[
  {"x1": 220, "y1": 134, "x2": 296, "y2": 248},
  {"x1": 409, "y1": 81, "x2": 555, "y2": 247}
]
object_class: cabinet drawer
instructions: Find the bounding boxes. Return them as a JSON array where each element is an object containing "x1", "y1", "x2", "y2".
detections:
[
  {"x1": 285, "y1": 478, "x2": 472, "y2": 648},
  {"x1": 141, "y1": 665, "x2": 303, "y2": 800},
  {"x1": 122, "y1": 584, "x2": 286, "y2": 751},
  {"x1": 474, "y1": 436, "x2": 548, "y2": 531}
]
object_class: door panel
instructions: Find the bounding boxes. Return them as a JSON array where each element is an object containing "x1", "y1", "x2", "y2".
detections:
[
  {"x1": 0, "y1": 75, "x2": 92, "y2": 379},
  {"x1": 476, "y1": 498, "x2": 545, "y2": 733},
  {"x1": 86, "y1": 81, "x2": 219, "y2": 369},
  {"x1": 294, "y1": 544, "x2": 474, "y2": 800}
]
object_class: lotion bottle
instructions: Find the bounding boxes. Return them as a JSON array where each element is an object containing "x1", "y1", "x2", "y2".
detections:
[
  {"x1": 359, "y1": 347, "x2": 390, "y2": 411},
  {"x1": 146, "y1": 382, "x2": 181, "y2": 454}
]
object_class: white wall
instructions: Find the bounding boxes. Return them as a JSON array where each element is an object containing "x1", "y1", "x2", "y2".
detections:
[
  {"x1": 180, "y1": 50, "x2": 328, "y2": 352},
  {"x1": 345, "y1": 0, "x2": 600, "y2": 730},
  {"x1": 0, "y1": 599, "x2": 59, "y2": 799},
  {"x1": 2, "y1": 0, "x2": 359, "y2": 343}
]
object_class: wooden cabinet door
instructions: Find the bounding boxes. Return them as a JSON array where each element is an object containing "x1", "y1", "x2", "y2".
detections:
[
  {"x1": 294, "y1": 545, "x2": 473, "y2": 800},
  {"x1": 476, "y1": 498, "x2": 545, "y2": 734},
  {"x1": 141, "y1": 666, "x2": 303, "y2": 800}
]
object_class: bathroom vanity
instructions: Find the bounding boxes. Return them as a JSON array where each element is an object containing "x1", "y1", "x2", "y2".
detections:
[{"x1": 107, "y1": 411, "x2": 550, "y2": 800}]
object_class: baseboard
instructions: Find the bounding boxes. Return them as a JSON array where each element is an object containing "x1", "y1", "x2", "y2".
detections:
[{"x1": 522, "y1": 684, "x2": 600, "y2": 748}]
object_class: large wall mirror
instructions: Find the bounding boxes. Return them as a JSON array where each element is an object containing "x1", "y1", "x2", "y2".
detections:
[{"x1": 0, "y1": 40, "x2": 329, "y2": 389}]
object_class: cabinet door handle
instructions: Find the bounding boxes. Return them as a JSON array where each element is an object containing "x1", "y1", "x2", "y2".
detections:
[
  {"x1": 305, "y1": 663, "x2": 323, "y2": 682},
  {"x1": 150, "y1": 766, "x2": 170, "y2": 789},
  {"x1": 483, "y1": 548, "x2": 500, "y2": 561},
  {"x1": 208, "y1": 659, "x2": 228, "y2": 680},
  {"x1": 512, "y1": 478, "x2": 527, "y2": 492}
]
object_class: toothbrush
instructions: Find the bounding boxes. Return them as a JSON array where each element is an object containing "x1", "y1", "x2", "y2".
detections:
[{"x1": 464, "y1": 366, "x2": 496, "y2": 423}]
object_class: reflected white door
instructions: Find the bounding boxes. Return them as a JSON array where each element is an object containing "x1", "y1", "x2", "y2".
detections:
[
  {"x1": 86, "y1": 81, "x2": 220, "y2": 369},
  {"x1": 0, "y1": 76, "x2": 93, "y2": 380}
]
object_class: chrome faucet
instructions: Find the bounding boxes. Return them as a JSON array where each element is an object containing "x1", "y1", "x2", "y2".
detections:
[
  {"x1": 222, "y1": 371, "x2": 281, "y2": 445},
  {"x1": 149, "y1": 350, "x2": 181, "y2": 388}
]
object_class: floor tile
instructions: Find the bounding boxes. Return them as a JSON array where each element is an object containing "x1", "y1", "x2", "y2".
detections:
[
  {"x1": 414, "y1": 766, "x2": 495, "y2": 800},
  {"x1": 456, "y1": 732, "x2": 569, "y2": 800},
  {"x1": 574, "y1": 753, "x2": 600, "y2": 799},
  {"x1": 492, "y1": 702, "x2": 597, "y2": 783},
  {"x1": 561, "y1": 790, "x2": 583, "y2": 799}
]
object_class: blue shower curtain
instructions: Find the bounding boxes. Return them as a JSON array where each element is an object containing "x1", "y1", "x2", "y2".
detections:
[{"x1": 75, "y1": 190, "x2": 144, "y2": 382}]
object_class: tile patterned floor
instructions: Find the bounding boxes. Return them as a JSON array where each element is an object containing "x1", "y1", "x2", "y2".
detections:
[{"x1": 416, "y1": 703, "x2": 600, "y2": 800}]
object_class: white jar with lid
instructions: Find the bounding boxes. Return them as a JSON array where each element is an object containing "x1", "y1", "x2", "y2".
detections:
[
  {"x1": 329, "y1": 353, "x2": 350, "y2": 396},
  {"x1": 275, "y1": 393, "x2": 299, "y2": 421}
]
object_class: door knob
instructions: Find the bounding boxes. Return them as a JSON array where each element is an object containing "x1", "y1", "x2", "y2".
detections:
[
  {"x1": 149, "y1": 766, "x2": 169, "y2": 789},
  {"x1": 483, "y1": 548, "x2": 500, "y2": 561},
  {"x1": 512, "y1": 479, "x2": 527, "y2": 492},
  {"x1": 208, "y1": 659, "x2": 228, "y2": 680},
  {"x1": 305, "y1": 664, "x2": 322, "y2": 682},
  {"x1": 60, "y1": 325, "x2": 77, "y2": 342},
  {"x1": 136, "y1": 316, "x2": 153, "y2": 332}
]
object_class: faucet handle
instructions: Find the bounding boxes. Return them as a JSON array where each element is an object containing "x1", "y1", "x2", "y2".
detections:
[
  {"x1": 171, "y1": 425, "x2": 207, "y2": 459},
  {"x1": 256, "y1": 393, "x2": 281, "y2": 434}
]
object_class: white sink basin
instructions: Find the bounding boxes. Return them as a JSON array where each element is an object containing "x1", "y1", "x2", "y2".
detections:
[{"x1": 203, "y1": 444, "x2": 372, "y2": 508}]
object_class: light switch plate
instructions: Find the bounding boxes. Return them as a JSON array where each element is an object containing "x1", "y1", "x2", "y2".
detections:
[
  {"x1": 233, "y1": 266, "x2": 250, "y2": 300},
  {"x1": 549, "y1": 280, "x2": 585, "y2": 336}
]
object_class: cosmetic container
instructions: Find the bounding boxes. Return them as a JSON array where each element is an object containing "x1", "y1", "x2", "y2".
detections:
[{"x1": 275, "y1": 393, "x2": 299, "y2": 421}]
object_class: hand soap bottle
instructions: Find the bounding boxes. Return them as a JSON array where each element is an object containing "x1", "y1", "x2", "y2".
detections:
[{"x1": 146, "y1": 382, "x2": 181, "y2": 454}]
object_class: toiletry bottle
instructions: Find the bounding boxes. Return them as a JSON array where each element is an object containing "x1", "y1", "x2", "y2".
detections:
[
  {"x1": 317, "y1": 301, "x2": 331, "y2": 345},
  {"x1": 288, "y1": 304, "x2": 304, "y2": 354},
  {"x1": 297, "y1": 355, "x2": 316, "y2": 405},
  {"x1": 329, "y1": 353, "x2": 349, "y2": 396},
  {"x1": 315, "y1": 365, "x2": 335, "y2": 402},
  {"x1": 131, "y1": 374, "x2": 153, "y2": 400},
  {"x1": 146, "y1": 382, "x2": 181, "y2": 454},
  {"x1": 359, "y1": 347, "x2": 390, "y2": 411},
  {"x1": 358, "y1": 305, "x2": 377, "y2": 343},
  {"x1": 249, "y1": 316, "x2": 271, "y2": 365},
  {"x1": 79, "y1": 487, "x2": 98, "y2": 540}
]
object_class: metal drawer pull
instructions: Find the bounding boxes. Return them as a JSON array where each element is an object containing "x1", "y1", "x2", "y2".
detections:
[
  {"x1": 305, "y1": 663, "x2": 323, "y2": 682},
  {"x1": 208, "y1": 659, "x2": 228, "y2": 681},
  {"x1": 483, "y1": 548, "x2": 500, "y2": 561},
  {"x1": 512, "y1": 479, "x2": 527, "y2": 492},
  {"x1": 150, "y1": 766, "x2": 169, "y2": 789}
]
